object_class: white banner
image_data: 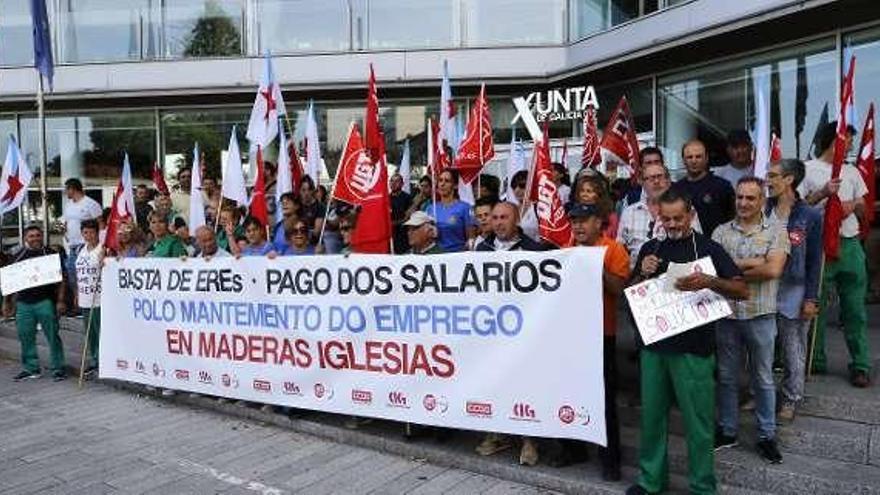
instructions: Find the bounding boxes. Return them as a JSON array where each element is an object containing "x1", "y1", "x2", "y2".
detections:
[
  {"x1": 0, "y1": 253, "x2": 63, "y2": 296},
  {"x1": 625, "y1": 257, "x2": 733, "y2": 345},
  {"x1": 100, "y1": 249, "x2": 607, "y2": 444}
]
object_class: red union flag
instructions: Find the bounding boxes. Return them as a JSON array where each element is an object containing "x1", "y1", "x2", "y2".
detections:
[
  {"x1": 365, "y1": 64, "x2": 383, "y2": 164},
  {"x1": 600, "y1": 96, "x2": 640, "y2": 175},
  {"x1": 454, "y1": 84, "x2": 495, "y2": 184},
  {"x1": 823, "y1": 56, "x2": 855, "y2": 259},
  {"x1": 582, "y1": 106, "x2": 601, "y2": 168},
  {"x1": 856, "y1": 103, "x2": 875, "y2": 239},
  {"x1": 529, "y1": 129, "x2": 573, "y2": 248},
  {"x1": 429, "y1": 118, "x2": 451, "y2": 173},
  {"x1": 332, "y1": 123, "x2": 380, "y2": 205},
  {"x1": 105, "y1": 153, "x2": 136, "y2": 252},
  {"x1": 151, "y1": 162, "x2": 169, "y2": 195}
]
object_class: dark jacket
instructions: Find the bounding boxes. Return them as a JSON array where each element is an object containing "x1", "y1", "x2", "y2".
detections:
[
  {"x1": 766, "y1": 198, "x2": 823, "y2": 314},
  {"x1": 475, "y1": 230, "x2": 546, "y2": 252}
]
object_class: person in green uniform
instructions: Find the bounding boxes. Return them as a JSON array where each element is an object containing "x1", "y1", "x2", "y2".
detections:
[
  {"x1": 146, "y1": 211, "x2": 187, "y2": 258},
  {"x1": 626, "y1": 189, "x2": 748, "y2": 495},
  {"x1": 5, "y1": 225, "x2": 68, "y2": 381},
  {"x1": 216, "y1": 206, "x2": 245, "y2": 255}
]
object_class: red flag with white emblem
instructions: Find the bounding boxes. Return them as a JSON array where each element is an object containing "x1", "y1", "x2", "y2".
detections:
[
  {"x1": 856, "y1": 103, "x2": 875, "y2": 239},
  {"x1": 581, "y1": 106, "x2": 601, "y2": 168},
  {"x1": 600, "y1": 96, "x2": 640, "y2": 177},
  {"x1": 151, "y1": 162, "x2": 169, "y2": 195},
  {"x1": 454, "y1": 84, "x2": 495, "y2": 184},
  {"x1": 822, "y1": 56, "x2": 855, "y2": 259},
  {"x1": 770, "y1": 132, "x2": 783, "y2": 162},
  {"x1": 529, "y1": 126, "x2": 573, "y2": 248},
  {"x1": 105, "y1": 154, "x2": 136, "y2": 252},
  {"x1": 249, "y1": 146, "x2": 269, "y2": 227}
]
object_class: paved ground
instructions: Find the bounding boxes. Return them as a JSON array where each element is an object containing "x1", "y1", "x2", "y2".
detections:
[{"x1": 0, "y1": 361, "x2": 558, "y2": 495}]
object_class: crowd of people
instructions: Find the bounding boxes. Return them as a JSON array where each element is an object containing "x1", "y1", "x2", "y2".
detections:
[{"x1": 3, "y1": 120, "x2": 874, "y2": 495}]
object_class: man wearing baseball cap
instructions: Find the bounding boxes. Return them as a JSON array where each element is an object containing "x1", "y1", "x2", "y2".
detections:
[
  {"x1": 404, "y1": 211, "x2": 443, "y2": 255},
  {"x1": 546, "y1": 203, "x2": 629, "y2": 480}
]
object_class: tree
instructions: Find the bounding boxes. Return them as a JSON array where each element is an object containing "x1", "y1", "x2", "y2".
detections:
[{"x1": 183, "y1": 1, "x2": 241, "y2": 58}]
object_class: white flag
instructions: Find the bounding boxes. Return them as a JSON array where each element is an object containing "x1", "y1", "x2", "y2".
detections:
[
  {"x1": 189, "y1": 143, "x2": 206, "y2": 231},
  {"x1": 121, "y1": 153, "x2": 136, "y2": 221},
  {"x1": 246, "y1": 54, "x2": 287, "y2": 148},
  {"x1": 275, "y1": 125, "x2": 292, "y2": 223},
  {"x1": 304, "y1": 101, "x2": 321, "y2": 183},
  {"x1": 505, "y1": 129, "x2": 527, "y2": 204},
  {"x1": 221, "y1": 126, "x2": 249, "y2": 206},
  {"x1": 752, "y1": 71, "x2": 770, "y2": 179},
  {"x1": 0, "y1": 136, "x2": 33, "y2": 215},
  {"x1": 399, "y1": 139, "x2": 412, "y2": 194},
  {"x1": 439, "y1": 60, "x2": 457, "y2": 151},
  {"x1": 458, "y1": 181, "x2": 475, "y2": 206}
]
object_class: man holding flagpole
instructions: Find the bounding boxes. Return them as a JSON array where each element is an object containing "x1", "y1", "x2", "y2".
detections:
[{"x1": 799, "y1": 121, "x2": 870, "y2": 386}]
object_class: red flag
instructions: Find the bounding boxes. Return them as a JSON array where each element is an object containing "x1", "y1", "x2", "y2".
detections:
[
  {"x1": 249, "y1": 146, "x2": 269, "y2": 226},
  {"x1": 582, "y1": 106, "x2": 601, "y2": 168},
  {"x1": 822, "y1": 56, "x2": 856, "y2": 260},
  {"x1": 365, "y1": 64, "x2": 383, "y2": 163},
  {"x1": 429, "y1": 118, "x2": 451, "y2": 173},
  {"x1": 529, "y1": 126, "x2": 573, "y2": 248},
  {"x1": 288, "y1": 138, "x2": 304, "y2": 194},
  {"x1": 856, "y1": 103, "x2": 875, "y2": 239},
  {"x1": 337, "y1": 66, "x2": 392, "y2": 254},
  {"x1": 104, "y1": 180, "x2": 133, "y2": 252},
  {"x1": 454, "y1": 84, "x2": 495, "y2": 184},
  {"x1": 152, "y1": 162, "x2": 169, "y2": 195},
  {"x1": 600, "y1": 96, "x2": 640, "y2": 176},
  {"x1": 770, "y1": 132, "x2": 783, "y2": 162}
]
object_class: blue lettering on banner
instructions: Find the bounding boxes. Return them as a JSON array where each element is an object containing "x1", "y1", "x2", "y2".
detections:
[{"x1": 373, "y1": 304, "x2": 522, "y2": 337}]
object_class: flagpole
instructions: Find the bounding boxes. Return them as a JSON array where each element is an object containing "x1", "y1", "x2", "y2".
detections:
[
  {"x1": 315, "y1": 141, "x2": 344, "y2": 251},
  {"x1": 37, "y1": 75, "x2": 49, "y2": 240},
  {"x1": 478, "y1": 93, "x2": 483, "y2": 200}
]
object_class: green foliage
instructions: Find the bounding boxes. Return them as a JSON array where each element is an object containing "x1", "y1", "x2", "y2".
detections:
[{"x1": 183, "y1": 1, "x2": 241, "y2": 58}]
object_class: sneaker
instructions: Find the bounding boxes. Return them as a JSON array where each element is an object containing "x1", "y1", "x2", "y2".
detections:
[
  {"x1": 778, "y1": 404, "x2": 796, "y2": 423},
  {"x1": 756, "y1": 438, "x2": 783, "y2": 464},
  {"x1": 52, "y1": 371, "x2": 66, "y2": 382},
  {"x1": 475, "y1": 433, "x2": 512, "y2": 456},
  {"x1": 160, "y1": 388, "x2": 176, "y2": 397},
  {"x1": 519, "y1": 438, "x2": 539, "y2": 466},
  {"x1": 714, "y1": 429, "x2": 738, "y2": 451},
  {"x1": 13, "y1": 370, "x2": 40, "y2": 381},
  {"x1": 740, "y1": 398, "x2": 756, "y2": 411},
  {"x1": 851, "y1": 370, "x2": 870, "y2": 388},
  {"x1": 83, "y1": 367, "x2": 98, "y2": 381}
]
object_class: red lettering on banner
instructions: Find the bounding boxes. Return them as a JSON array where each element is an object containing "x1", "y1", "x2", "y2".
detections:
[{"x1": 166, "y1": 329, "x2": 192, "y2": 355}]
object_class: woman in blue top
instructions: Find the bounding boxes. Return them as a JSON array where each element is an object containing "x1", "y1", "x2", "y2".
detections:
[
  {"x1": 424, "y1": 169, "x2": 475, "y2": 252},
  {"x1": 240, "y1": 217, "x2": 275, "y2": 257},
  {"x1": 282, "y1": 219, "x2": 316, "y2": 256}
]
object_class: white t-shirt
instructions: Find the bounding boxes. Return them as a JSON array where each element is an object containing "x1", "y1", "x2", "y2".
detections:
[
  {"x1": 63, "y1": 195, "x2": 102, "y2": 248},
  {"x1": 76, "y1": 244, "x2": 103, "y2": 308},
  {"x1": 714, "y1": 163, "x2": 753, "y2": 187},
  {"x1": 798, "y1": 159, "x2": 868, "y2": 238}
]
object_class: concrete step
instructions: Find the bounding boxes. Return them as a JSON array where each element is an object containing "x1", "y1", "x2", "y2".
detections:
[
  {"x1": 617, "y1": 397, "x2": 876, "y2": 465},
  {"x1": 619, "y1": 425, "x2": 880, "y2": 495}
]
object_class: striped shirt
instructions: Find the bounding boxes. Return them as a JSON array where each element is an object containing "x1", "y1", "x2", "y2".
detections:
[{"x1": 712, "y1": 216, "x2": 790, "y2": 319}]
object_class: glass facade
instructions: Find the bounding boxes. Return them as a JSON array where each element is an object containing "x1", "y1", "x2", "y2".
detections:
[
  {"x1": 0, "y1": 0, "x2": 694, "y2": 67},
  {"x1": 658, "y1": 38, "x2": 837, "y2": 171}
]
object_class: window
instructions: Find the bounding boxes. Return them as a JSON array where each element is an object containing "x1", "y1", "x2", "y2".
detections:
[
  {"x1": 846, "y1": 27, "x2": 880, "y2": 136},
  {"x1": 161, "y1": 108, "x2": 250, "y2": 188},
  {"x1": 58, "y1": 0, "x2": 152, "y2": 63},
  {"x1": 164, "y1": 0, "x2": 243, "y2": 58},
  {"x1": 464, "y1": 0, "x2": 565, "y2": 47},
  {"x1": 0, "y1": 2, "x2": 34, "y2": 66},
  {"x1": 658, "y1": 39, "x2": 836, "y2": 171},
  {"x1": 368, "y1": 0, "x2": 455, "y2": 50},
  {"x1": 19, "y1": 112, "x2": 157, "y2": 190},
  {"x1": 257, "y1": 0, "x2": 350, "y2": 53}
]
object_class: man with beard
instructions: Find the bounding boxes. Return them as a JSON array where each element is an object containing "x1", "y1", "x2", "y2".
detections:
[{"x1": 627, "y1": 189, "x2": 747, "y2": 495}]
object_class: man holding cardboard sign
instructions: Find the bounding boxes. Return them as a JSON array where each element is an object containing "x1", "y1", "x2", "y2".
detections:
[
  {"x1": 3, "y1": 225, "x2": 67, "y2": 382},
  {"x1": 626, "y1": 189, "x2": 747, "y2": 495}
]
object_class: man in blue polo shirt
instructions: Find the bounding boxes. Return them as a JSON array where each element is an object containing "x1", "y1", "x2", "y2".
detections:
[{"x1": 674, "y1": 139, "x2": 735, "y2": 237}]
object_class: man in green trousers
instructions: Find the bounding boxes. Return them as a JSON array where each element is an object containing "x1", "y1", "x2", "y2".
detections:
[
  {"x1": 6, "y1": 224, "x2": 67, "y2": 381},
  {"x1": 798, "y1": 122, "x2": 871, "y2": 387},
  {"x1": 626, "y1": 190, "x2": 748, "y2": 495}
]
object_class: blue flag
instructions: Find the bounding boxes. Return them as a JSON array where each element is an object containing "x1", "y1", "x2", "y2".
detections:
[{"x1": 30, "y1": 0, "x2": 54, "y2": 90}]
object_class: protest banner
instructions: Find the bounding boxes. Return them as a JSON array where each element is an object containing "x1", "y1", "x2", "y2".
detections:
[
  {"x1": 100, "y1": 248, "x2": 607, "y2": 444},
  {"x1": 0, "y1": 253, "x2": 62, "y2": 296},
  {"x1": 625, "y1": 257, "x2": 733, "y2": 346}
]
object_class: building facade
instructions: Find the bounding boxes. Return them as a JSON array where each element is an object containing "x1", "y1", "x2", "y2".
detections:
[{"x1": 0, "y1": 0, "x2": 878, "y2": 243}]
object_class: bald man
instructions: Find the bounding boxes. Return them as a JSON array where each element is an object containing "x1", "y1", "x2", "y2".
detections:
[
  {"x1": 475, "y1": 202, "x2": 545, "y2": 252},
  {"x1": 194, "y1": 226, "x2": 232, "y2": 259},
  {"x1": 674, "y1": 140, "x2": 735, "y2": 236}
]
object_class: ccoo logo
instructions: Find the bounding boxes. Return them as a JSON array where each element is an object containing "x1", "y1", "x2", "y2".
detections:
[
  {"x1": 351, "y1": 389, "x2": 373, "y2": 405},
  {"x1": 116, "y1": 359, "x2": 129, "y2": 370},
  {"x1": 174, "y1": 369, "x2": 190, "y2": 381},
  {"x1": 252, "y1": 379, "x2": 271, "y2": 392},
  {"x1": 466, "y1": 401, "x2": 493, "y2": 418}
]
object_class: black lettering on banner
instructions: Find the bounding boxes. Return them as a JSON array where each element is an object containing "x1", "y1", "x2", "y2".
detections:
[
  {"x1": 511, "y1": 260, "x2": 539, "y2": 292},
  {"x1": 399, "y1": 264, "x2": 419, "y2": 293},
  {"x1": 539, "y1": 259, "x2": 562, "y2": 292}
]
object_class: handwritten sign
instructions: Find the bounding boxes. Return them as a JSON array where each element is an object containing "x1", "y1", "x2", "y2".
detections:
[
  {"x1": 1, "y1": 254, "x2": 63, "y2": 296},
  {"x1": 625, "y1": 257, "x2": 732, "y2": 345}
]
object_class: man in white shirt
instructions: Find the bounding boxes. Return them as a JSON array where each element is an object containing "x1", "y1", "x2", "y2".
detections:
[
  {"x1": 60, "y1": 178, "x2": 102, "y2": 314},
  {"x1": 797, "y1": 121, "x2": 870, "y2": 387},
  {"x1": 715, "y1": 129, "x2": 755, "y2": 187},
  {"x1": 170, "y1": 167, "x2": 192, "y2": 222}
]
